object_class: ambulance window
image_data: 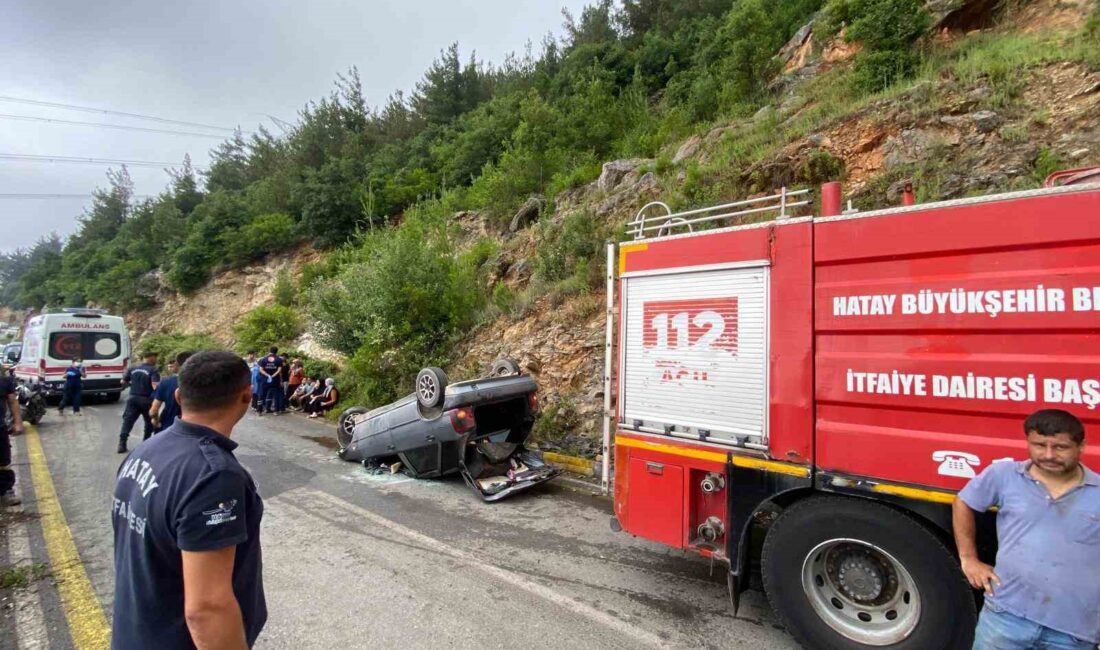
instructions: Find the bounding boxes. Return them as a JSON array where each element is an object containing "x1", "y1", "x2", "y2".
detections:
[
  {"x1": 49, "y1": 333, "x2": 83, "y2": 360},
  {"x1": 93, "y1": 335, "x2": 119, "y2": 358},
  {"x1": 48, "y1": 332, "x2": 122, "y2": 360}
]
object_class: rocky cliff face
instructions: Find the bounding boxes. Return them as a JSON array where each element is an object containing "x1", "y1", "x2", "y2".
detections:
[{"x1": 125, "y1": 246, "x2": 322, "y2": 346}]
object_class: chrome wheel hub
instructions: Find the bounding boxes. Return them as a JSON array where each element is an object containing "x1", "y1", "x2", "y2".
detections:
[
  {"x1": 417, "y1": 376, "x2": 436, "y2": 402},
  {"x1": 801, "y1": 538, "x2": 921, "y2": 645}
]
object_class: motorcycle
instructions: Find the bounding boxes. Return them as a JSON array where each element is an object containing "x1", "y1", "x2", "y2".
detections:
[{"x1": 5, "y1": 379, "x2": 46, "y2": 429}]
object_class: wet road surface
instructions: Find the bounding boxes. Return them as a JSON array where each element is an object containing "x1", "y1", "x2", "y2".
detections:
[{"x1": 1, "y1": 399, "x2": 798, "y2": 649}]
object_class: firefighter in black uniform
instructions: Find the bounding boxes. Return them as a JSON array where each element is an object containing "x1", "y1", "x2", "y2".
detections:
[{"x1": 118, "y1": 352, "x2": 160, "y2": 453}]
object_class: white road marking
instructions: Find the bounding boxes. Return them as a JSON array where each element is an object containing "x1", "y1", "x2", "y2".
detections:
[
  {"x1": 277, "y1": 487, "x2": 671, "y2": 649},
  {"x1": 7, "y1": 478, "x2": 51, "y2": 650}
]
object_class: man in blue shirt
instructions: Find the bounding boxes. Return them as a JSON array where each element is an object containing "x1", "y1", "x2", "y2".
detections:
[
  {"x1": 150, "y1": 351, "x2": 193, "y2": 433},
  {"x1": 58, "y1": 357, "x2": 86, "y2": 416},
  {"x1": 111, "y1": 350, "x2": 266, "y2": 649},
  {"x1": 953, "y1": 409, "x2": 1099, "y2": 649},
  {"x1": 118, "y1": 352, "x2": 160, "y2": 453}
]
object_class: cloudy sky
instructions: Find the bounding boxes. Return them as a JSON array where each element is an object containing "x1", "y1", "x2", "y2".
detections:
[{"x1": 0, "y1": 0, "x2": 590, "y2": 253}]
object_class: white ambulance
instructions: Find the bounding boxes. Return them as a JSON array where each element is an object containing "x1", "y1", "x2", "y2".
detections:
[{"x1": 13, "y1": 309, "x2": 131, "y2": 401}]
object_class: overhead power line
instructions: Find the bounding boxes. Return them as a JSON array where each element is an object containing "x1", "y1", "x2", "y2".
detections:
[
  {"x1": 0, "y1": 153, "x2": 191, "y2": 168},
  {"x1": 0, "y1": 95, "x2": 237, "y2": 133},
  {"x1": 0, "y1": 193, "x2": 155, "y2": 199},
  {"x1": 0, "y1": 113, "x2": 229, "y2": 139}
]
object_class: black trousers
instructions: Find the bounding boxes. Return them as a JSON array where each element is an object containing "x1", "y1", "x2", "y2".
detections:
[
  {"x1": 304, "y1": 399, "x2": 333, "y2": 415},
  {"x1": 0, "y1": 426, "x2": 13, "y2": 493},
  {"x1": 59, "y1": 384, "x2": 83, "y2": 412},
  {"x1": 120, "y1": 396, "x2": 154, "y2": 442}
]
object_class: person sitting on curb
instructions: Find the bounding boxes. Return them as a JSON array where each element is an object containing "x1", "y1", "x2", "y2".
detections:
[
  {"x1": 304, "y1": 378, "x2": 339, "y2": 419},
  {"x1": 288, "y1": 377, "x2": 317, "y2": 411}
]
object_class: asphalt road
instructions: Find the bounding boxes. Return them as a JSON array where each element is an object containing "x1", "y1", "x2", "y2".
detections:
[{"x1": 2, "y1": 398, "x2": 798, "y2": 649}]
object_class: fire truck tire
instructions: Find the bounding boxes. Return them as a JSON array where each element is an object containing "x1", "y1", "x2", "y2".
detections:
[{"x1": 761, "y1": 496, "x2": 975, "y2": 650}]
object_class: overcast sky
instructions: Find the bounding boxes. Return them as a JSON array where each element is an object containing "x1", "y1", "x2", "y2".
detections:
[{"x1": 0, "y1": 0, "x2": 590, "y2": 253}]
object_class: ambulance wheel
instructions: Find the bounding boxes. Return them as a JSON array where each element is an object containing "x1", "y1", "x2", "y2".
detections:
[
  {"x1": 761, "y1": 496, "x2": 975, "y2": 650},
  {"x1": 337, "y1": 406, "x2": 368, "y2": 450},
  {"x1": 415, "y1": 368, "x2": 448, "y2": 409}
]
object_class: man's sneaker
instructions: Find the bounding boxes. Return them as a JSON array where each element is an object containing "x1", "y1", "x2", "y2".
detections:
[
  {"x1": 117, "y1": 441, "x2": 127, "y2": 454},
  {"x1": 1, "y1": 491, "x2": 21, "y2": 507}
]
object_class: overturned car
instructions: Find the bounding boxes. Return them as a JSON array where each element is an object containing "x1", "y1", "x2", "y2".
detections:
[{"x1": 336, "y1": 359, "x2": 560, "y2": 501}]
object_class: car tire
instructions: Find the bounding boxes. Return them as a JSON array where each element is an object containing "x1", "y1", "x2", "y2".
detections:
[
  {"x1": 761, "y1": 496, "x2": 975, "y2": 650},
  {"x1": 105, "y1": 392, "x2": 121, "y2": 403},
  {"x1": 337, "y1": 406, "x2": 369, "y2": 450},
  {"x1": 415, "y1": 367, "x2": 448, "y2": 409},
  {"x1": 489, "y1": 357, "x2": 521, "y2": 377}
]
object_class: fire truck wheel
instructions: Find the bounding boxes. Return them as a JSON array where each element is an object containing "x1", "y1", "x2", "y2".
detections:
[{"x1": 762, "y1": 496, "x2": 975, "y2": 650}]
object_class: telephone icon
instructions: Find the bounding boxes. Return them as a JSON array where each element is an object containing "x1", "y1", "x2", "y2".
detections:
[{"x1": 933, "y1": 450, "x2": 981, "y2": 478}]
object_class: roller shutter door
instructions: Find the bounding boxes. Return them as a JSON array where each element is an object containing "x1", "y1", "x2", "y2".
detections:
[{"x1": 620, "y1": 264, "x2": 769, "y2": 443}]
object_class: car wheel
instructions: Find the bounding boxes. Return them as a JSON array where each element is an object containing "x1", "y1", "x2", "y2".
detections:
[
  {"x1": 762, "y1": 496, "x2": 975, "y2": 650},
  {"x1": 337, "y1": 406, "x2": 369, "y2": 449},
  {"x1": 489, "y1": 357, "x2": 521, "y2": 377},
  {"x1": 105, "y1": 392, "x2": 121, "y2": 403},
  {"x1": 415, "y1": 367, "x2": 448, "y2": 409}
]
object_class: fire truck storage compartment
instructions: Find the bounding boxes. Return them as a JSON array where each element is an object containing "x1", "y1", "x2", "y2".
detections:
[
  {"x1": 813, "y1": 186, "x2": 1100, "y2": 491},
  {"x1": 620, "y1": 264, "x2": 769, "y2": 443},
  {"x1": 625, "y1": 457, "x2": 683, "y2": 547}
]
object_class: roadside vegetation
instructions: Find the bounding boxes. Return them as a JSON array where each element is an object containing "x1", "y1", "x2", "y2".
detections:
[
  {"x1": 0, "y1": 562, "x2": 50, "y2": 589},
  {"x1": 0, "y1": 0, "x2": 1095, "y2": 409}
]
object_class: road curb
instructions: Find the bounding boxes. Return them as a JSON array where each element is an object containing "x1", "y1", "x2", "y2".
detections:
[{"x1": 542, "y1": 451, "x2": 597, "y2": 477}]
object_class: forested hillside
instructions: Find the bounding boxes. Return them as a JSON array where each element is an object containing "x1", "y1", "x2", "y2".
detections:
[{"x1": 2, "y1": 0, "x2": 1097, "y2": 443}]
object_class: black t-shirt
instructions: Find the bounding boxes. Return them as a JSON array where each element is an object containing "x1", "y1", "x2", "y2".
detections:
[
  {"x1": 111, "y1": 420, "x2": 266, "y2": 649},
  {"x1": 258, "y1": 355, "x2": 284, "y2": 386},
  {"x1": 123, "y1": 362, "x2": 161, "y2": 398}
]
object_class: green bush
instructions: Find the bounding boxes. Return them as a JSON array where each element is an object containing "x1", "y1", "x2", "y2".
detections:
[
  {"x1": 233, "y1": 304, "x2": 303, "y2": 352},
  {"x1": 166, "y1": 244, "x2": 213, "y2": 294},
  {"x1": 535, "y1": 212, "x2": 602, "y2": 284},
  {"x1": 308, "y1": 221, "x2": 484, "y2": 406},
  {"x1": 1033, "y1": 147, "x2": 1063, "y2": 184},
  {"x1": 272, "y1": 269, "x2": 296, "y2": 307},
  {"x1": 138, "y1": 333, "x2": 220, "y2": 368},
  {"x1": 491, "y1": 282, "x2": 515, "y2": 313},
  {"x1": 854, "y1": 50, "x2": 921, "y2": 92},
  {"x1": 800, "y1": 149, "x2": 846, "y2": 184},
  {"x1": 824, "y1": 0, "x2": 930, "y2": 91},
  {"x1": 225, "y1": 213, "x2": 300, "y2": 263}
]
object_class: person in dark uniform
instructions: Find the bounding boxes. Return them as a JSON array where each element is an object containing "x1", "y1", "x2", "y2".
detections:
[
  {"x1": 111, "y1": 350, "x2": 266, "y2": 649},
  {"x1": 1, "y1": 371, "x2": 24, "y2": 507},
  {"x1": 150, "y1": 350, "x2": 193, "y2": 433},
  {"x1": 256, "y1": 347, "x2": 285, "y2": 415},
  {"x1": 58, "y1": 357, "x2": 86, "y2": 416},
  {"x1": 118, "y1": 352, "x2": 160, "y2": 453}
]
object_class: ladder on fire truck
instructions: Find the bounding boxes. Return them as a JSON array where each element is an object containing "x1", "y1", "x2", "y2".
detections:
[{"x1": 626, "y1": 187, "x2": 812, "y2": 240}]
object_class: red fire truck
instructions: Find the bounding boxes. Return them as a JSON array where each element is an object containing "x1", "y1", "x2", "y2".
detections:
[{"x1": 605, "y1": 170, "x2": 1100, "y2": 649}]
